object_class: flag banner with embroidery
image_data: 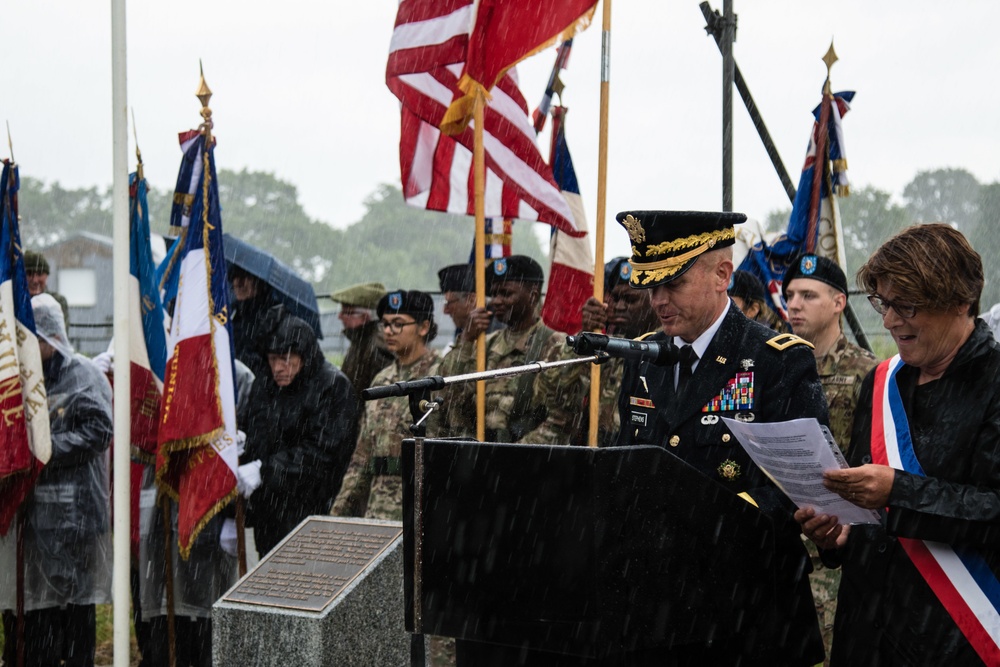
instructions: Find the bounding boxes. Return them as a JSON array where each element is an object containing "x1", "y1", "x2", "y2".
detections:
[
  {"x1": 738, "y1": 90, "x2": 855, "y2": 321},
  {"x1": 389, "y1": 0, "x2": 584, "y2": 237},
  {"x1": 128, "y1": 169, "x2": 168, "y2": 554},
  {"x1": 0, "y1": 161, "x2": 50, "y2": 535},
  {"x1": 542, "y1": 106, "x2": 592, "y2": 335},
  {"x1": 468, "y1": 217, "x2": 512, "y2": 265},
  {"x1": 156, "y1": 133, "x2": 238, "y2": 559},
  {"x1": 438, "y1": 0, "x2": 597, "y2": 134}
]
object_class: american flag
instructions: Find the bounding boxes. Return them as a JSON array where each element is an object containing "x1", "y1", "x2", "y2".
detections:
[{"x1": 388, "y1": 0, "x2": 584, "y2": 238}]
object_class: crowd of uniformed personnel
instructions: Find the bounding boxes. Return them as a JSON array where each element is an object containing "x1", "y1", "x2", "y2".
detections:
[{"x1": 10, "y1": 208, "x2": 994, "y2": 667}]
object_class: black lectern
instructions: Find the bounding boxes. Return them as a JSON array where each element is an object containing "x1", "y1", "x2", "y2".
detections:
[{"x1": 402, "y1": 439, "x2": 779, "y2": 663}]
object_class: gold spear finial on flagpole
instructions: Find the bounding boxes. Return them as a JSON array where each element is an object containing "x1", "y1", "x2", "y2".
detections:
[
  {"x1": 131, "y1": 107, "x2": 144, "y2": 180},
  {"x1": 822, "y1": 41, "x2": 838, "y2": 95},
  {"x1": 196, "y1": 60, "x2": 214, "y2": 144}
]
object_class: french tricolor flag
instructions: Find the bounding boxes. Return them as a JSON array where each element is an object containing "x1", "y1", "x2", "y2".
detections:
[
  {"x1": 541, "y1": 106, "x2": 593, "y2": 335},
  {"x1": 0, "y1": 161, "x2": 51, "y2": 535},
  {"x1": 156, "y1": 132, "x2": 239, "y2": 559}
]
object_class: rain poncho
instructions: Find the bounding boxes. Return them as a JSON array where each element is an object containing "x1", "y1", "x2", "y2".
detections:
[
  {"x1": 239, "y1": 316, "x2": 359, "y2": 556},
  {"x1": 0, "y1": 294, "x2": 113, "y2": 611},
  {"x1": 134, "y1": 360, "x2": 253, "y2": 621}
]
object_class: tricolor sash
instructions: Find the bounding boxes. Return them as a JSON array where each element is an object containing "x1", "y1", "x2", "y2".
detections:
[{"x1": 871, "y1": 355, "x2": 1000, "y2": 664}]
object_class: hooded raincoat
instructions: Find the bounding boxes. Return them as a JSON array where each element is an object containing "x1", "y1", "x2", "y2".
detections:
[
  {"x1": 0, "y1": 294, "x2": 113, "y2": 612},
  {"x1": 239, "y1": 316, "x2": 359, "y2": 556}
]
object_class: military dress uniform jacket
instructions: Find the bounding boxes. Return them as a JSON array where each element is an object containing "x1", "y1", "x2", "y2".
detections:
[
  {"x1": 828, "y1": 319, "x2": 1000, "y2": 666},
  {"x1": 613, "y1": 305, "x2": 827, "y2": 666}
]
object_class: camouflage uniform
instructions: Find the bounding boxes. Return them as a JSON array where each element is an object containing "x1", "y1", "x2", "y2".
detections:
[
  {"x1": 331, "y1": 348, "x2": 441, "y2": 521},
  {"x1": 438, "y1": 318, "x2": 563, "y2": 441},
  {"x1": 807, "y1": 332, "x2": 878, "y2": 664},
  {"x1": 525, "y1": 350, "x2": 623, "y2": 447}
]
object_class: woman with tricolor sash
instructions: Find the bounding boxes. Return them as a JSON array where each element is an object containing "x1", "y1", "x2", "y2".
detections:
[{"x1": 797, "y1": 223, "x2": 1000, "y2": 666}]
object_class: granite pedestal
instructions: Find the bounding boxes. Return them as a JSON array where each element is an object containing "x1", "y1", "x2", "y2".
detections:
[{"x1": 213, "y1": 516, "x2": 408, "y2": 667}]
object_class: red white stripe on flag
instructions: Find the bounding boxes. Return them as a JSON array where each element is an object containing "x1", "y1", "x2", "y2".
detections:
[
  {"x1": 388, "y1": 0, "x2": 583, "y2": 237},
  {"x1": 0, "y1": 280, "x2": 50, "y2": 535}
]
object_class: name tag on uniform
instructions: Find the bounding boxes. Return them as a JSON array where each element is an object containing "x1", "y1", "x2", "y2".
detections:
[
  {"x1": 631, "y1": 412, "x2": 648, "y2": 426},
  {"x1": 825, "y1": 375, "x2": 855, "y2": 386}
]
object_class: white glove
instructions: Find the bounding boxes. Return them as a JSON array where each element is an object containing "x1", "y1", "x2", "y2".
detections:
[
  {"x1": 220, "y1": 518, "x2": 238, "y2": 558},
  {"x1": 237, "y1": 460, "x2": 263, "y2": 498},
  {"x1": 235, "y1": 430, "x2": 247, "y2": 457},
  {"x1": 93, "y1": 351, "x2": 114, "y2": 375}
]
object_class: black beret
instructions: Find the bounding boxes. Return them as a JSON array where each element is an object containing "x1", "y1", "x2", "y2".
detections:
[
  {"x1": 377, "y1": 290, "x2": 435, "y2": 321},
  {"x1": 615, "y1": 210, "x2": 746, "y2": 288},
  {"x1": 23, "y1": 250, "x2": 50, "y2": 274},
  {"x1": 604, "y1": 256, "x2": 632, "y2": 292},
  {"x1": 782, "y1": 254, "x2": 848, "y2": 299},
  {"x1": 485, "y1": 255, "x2": 544, "y2": 291},
  {"x1": 729, "y1": 270, "x2": 767, "y2": 304},
  {"x1": 437, "y1": 264, "x2": 474, "y2": 293}
]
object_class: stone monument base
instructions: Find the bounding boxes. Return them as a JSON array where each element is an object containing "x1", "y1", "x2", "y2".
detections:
[{"x1": 213, "y1": 517, "x2": 408, "y2": 667}]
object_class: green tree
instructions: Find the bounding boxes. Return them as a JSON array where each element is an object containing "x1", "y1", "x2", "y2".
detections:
[
  {"x1": 972, "y1": 181, "x2": 1000, "y2": 307},
  {"x1": 837, "y1": 185, "x2": 911, "y2": 277},
  {"x1": 902, "y1": 168, "x2": 981, "y2": 231},
  {"x1": 18, "y1": 177, "x2": 113, "y2": 248},
  {"x1": 323, "y1": 183, "x2": 545, "y2": 294}
]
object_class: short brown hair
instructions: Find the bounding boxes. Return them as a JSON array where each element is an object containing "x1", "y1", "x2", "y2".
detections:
[{"x1": 857, "y1": 223, "x2": 983, "y2": 317}]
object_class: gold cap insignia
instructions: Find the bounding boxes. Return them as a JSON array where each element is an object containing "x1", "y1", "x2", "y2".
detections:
[
  {"x1": 717, "y1": 459, "x2": 741, "y2": 481},
  {"x1": 622, "y1": 214, "x2": 646, "y2": 244}
]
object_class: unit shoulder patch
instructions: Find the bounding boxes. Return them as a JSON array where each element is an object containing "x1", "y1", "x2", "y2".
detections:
[{"x1": 766, "y1": 333, "x2": 815, "y2": 351}]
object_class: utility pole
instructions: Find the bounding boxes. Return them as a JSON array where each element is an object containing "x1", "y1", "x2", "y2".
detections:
[{"x1": 721, "y1": 0, "x2": 736, "y2": 211}]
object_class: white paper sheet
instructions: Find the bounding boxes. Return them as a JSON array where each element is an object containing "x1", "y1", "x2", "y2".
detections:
[{"x1": 721, "y1": 417, "x2": 880, "y2": 525}]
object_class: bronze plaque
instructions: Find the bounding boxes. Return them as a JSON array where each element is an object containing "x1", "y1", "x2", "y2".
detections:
[{"x1": 224, "y1": 517, "x2": 402, "y2": 613}]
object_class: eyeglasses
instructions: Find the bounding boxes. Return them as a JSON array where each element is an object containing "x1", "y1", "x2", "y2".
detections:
[
  {"x1": 867, "y1": 294, "x2": 917, "y2": 319},
  {"x1": 379, "y1": 319, "x2": 419, "y2": 334}
]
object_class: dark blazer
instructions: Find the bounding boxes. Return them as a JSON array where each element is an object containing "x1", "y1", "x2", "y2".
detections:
[
  {"x1": 830, "y1": 318, "x2": 1000, "y2": 666},
  {"x1": 613, "y1": 303, "x2": 828, "y2": 666}
]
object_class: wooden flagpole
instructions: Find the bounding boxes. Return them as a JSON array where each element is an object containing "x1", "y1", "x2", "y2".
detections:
[
  {"x1": 473, "y1": 91, "x2": 487, "y2": 442},
  {"x1": 588, "y1": 0, "x2": 612, "y2": 447}
]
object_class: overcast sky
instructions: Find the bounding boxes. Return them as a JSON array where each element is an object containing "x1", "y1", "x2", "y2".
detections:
[{"x1": 3, "y1": 1, "x2": 997, "y2": 260}]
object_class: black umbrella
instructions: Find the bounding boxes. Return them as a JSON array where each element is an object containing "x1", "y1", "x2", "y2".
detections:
[{"x1": 223, "y1": 233, "x2": 322, "y2": 337}]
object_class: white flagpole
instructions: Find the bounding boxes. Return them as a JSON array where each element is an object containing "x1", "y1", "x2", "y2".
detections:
[{"x1": 110, "y1": 0, "x2": 132, "y2": 664}]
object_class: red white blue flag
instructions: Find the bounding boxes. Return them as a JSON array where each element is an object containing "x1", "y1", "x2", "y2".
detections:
[
  {"x1": 156, "y1": 131, "x2": 239, "y2": 559},
  {"x1": 388, "y1": 0, "x2": 584, "y2": 237},
  {"x1": 872, "y1": 356, "x2": 1000, "y2": 665},
  {"x1": 738, "y1": 90, "x2": 855, "y2": 320},
  {"x1": 542, "y1": 106, "x2": 592, "y2": 335},
  {"x1": 128, "y1": 168, "x2": 167, "y2": 554},
  {"x1": 0, "y1": 161, "x2": 50, "y2": 535}
]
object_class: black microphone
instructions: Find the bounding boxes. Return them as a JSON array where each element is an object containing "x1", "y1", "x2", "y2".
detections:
[
  {"x1": 566, "y1": 333, "x2": 678, "y2": 367},
  {"x1": 361, "y1": 376, "x2": 446, "y2": 400}
]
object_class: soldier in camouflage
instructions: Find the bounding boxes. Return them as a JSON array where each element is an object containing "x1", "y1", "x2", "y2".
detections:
[
  {"x1": 438, "y1": 256, "x2": 562, "y2": 442},
  {"x1": 331, "y1": 290, "x2": 441, "y2": 521},
  {"x1": 784, "y1": 253, "x2": 878, "y2": 664},
  {"x1": 527, "y1": 257, "x2": 659, "y2": 446}
]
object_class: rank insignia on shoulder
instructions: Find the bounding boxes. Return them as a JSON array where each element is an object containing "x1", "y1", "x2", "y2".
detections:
[
  {"x1": 630, "y1": 396, "x2": 655, "y2": 409},
  {"x1": 702, "y1": 372, "x2": 754, "y2": 412},
  {"x1": 718, "y1": 459, "x2": 741, "y2": 481},
  {"x1": 766, "y1": 333, "x2": 815, "y2": 351}
]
